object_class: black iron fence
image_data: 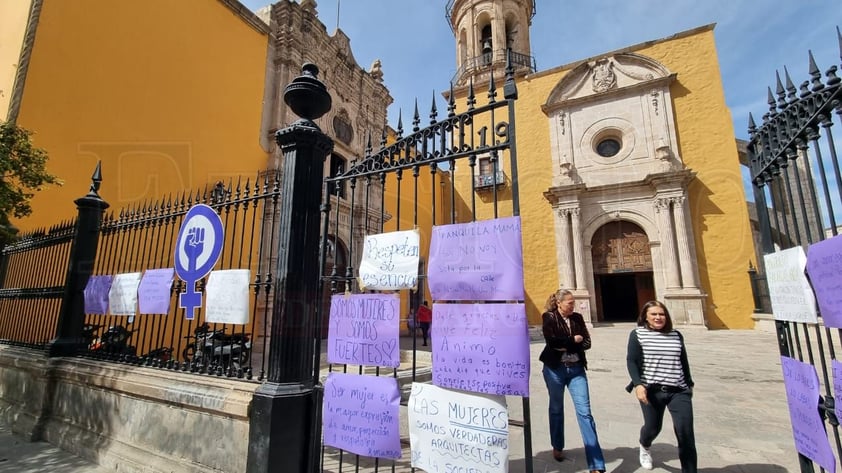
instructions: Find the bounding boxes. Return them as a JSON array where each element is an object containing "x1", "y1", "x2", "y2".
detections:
[
  {"x1": 317, "y1": 57, "x2": 534, "y2": 472},
  {"x1": 0, "y1": 221, "x2": 75, "y2": 347},
  {"x1": 0, "y1": 171, "x2": 284, "y2": 382},
  {"x1": 748, "y1": 28, "x2": 842, "y2": 472}
]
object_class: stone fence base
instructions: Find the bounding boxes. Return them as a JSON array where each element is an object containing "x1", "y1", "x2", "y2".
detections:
[{"x1": 0, "y1": 345, "x2": 257, "y2": 473}]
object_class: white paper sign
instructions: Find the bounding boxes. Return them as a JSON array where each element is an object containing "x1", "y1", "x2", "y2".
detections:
[
  {"x1": 108, "y1": 272, "x2": 142, "y2": 316},
  {"x1": 408, "y1": 383, "x2": 508, "y2": 473},
  {"x1": 764, "y1": 246, "x2": 818, "y2": 323},
  {"x1": 358, "y1": 229, "x2": 420, "y2": 291},
  {"x1": 205, "y1": 269, "x2": 251, "y2": 325}
]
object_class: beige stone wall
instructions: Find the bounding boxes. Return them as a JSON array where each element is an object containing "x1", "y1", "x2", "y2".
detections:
[{"x1": 0, "y1": 345, "x2": 256, "y2": 473}]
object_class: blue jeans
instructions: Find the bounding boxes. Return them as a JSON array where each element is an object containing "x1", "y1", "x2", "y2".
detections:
[{"x1": 542, "y1": 364, "x2": 605, "y2": 471}]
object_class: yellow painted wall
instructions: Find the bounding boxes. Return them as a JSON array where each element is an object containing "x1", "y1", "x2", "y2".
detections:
[
  {"x1": 0, "y1": 0, "x2": 33, "y2": 121},
  {"x1": 451, "y1": 27, "x2": 755, "y2": 328},
  {"x1": 14, "y1": 0, "x2": 269, "y2": 230}
]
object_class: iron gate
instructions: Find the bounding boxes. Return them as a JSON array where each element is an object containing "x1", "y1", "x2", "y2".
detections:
[
  {"x1": 315, "y1": 56, "x2": 533, "y2": 472},
  {"x1": 748, "y1": 28, "x2": 842, "y2": 473}
]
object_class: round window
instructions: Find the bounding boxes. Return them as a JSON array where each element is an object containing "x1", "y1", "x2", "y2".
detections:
[{"x1": 596, "y1": 138, "x2": 621, "y2": 157}]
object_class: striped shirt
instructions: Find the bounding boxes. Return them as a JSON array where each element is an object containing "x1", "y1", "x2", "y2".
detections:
[{"x1": 636, "y1": 327, "x2": 687, "y2": 388}]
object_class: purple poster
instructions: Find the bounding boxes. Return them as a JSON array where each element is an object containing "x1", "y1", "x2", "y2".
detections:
[
  {"x1": 806, "y1": 236, "x2": 842, "y2": 328},
  {"x1": 427, "y1": 216, "x2": 524, "y2": 301},
  {"x1": 781, "y1": 356, "x2": 837, "y2": 473},
  {"x1": 322, "y1": 372, "x2": 401, "y2": 459},
  {"x1": 83, "y1": 275, "x2": 113, "y2": 315},
  {"x1": 431, "y1": 303, "x2": 530, "y2": 396},
  {"x1": 327, "y1": 293, "x2": 400, "y2": 368},
  {"x1": 138, "y1": 268, "x2": 175, "y2": 315}
]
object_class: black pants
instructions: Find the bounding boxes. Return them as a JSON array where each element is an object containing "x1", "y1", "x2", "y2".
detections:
[
  {"x1": 419, "y1": 322, "x2": 430, "y2": 344},
  {"x1": 639, "y1": 388, "x2": 697, "y2": 473}
]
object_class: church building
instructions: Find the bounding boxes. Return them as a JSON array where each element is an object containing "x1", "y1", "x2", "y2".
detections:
[{"x1": 445, "y1": 0, "x2": 756, "y2": 328}]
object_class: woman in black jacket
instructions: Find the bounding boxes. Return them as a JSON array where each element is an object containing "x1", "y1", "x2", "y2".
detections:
[{"x1": 539, "y1": 289, "x2": 605, "y2": 473}]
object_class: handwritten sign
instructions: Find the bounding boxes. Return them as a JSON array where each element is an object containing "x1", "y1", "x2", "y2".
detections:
[
  {"x1": 806, "y1": 236, "x2": 842, "y2": 328},
  {"x1": 431, "y1": 303, "x2": 530, "y2": 396},
  {"x1": 327, "y1": 293, "x2": 400, "y2": 368},
  {"x1": 764, "y1": 247, "x2": 817, "y2": 323},
  {"x1": 358, "y1": 229, "x2": 420, "y2": 291},
  {"x1": 408, "y1": 383, "x2": 508, "y2": 473},
  {"x1": 428, "y1": 216, "x2": 524, "y2": 301},
  {"x1": 108, "y1": 273, "x2": 142, "y2": 316},
  {"x1": 205, "y1": 269, "x2": 250, "y2": 325},
  {"x1": 832, "y1": 360, "x2": 842, "y2": 435},
  {"x1": 138, "y1": 268, "x2": 174, "y2": 315},
  {"x1": 84, "y1": 275, "x2": 113, "y2": 314},
  {"x1": 322, "y1": 372, "x2": 401, "y2": 460},
  {"x1": 781, "y1": 356, "x2": 836, "y2": 472}
]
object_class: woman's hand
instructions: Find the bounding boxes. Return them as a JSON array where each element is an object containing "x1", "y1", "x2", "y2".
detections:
[
  {"x1": 573, "y1": 335, "x2": 583, "y2": 343},
  {"x1": 635, "y1": 385, "x2": 649, "y2": 405}
]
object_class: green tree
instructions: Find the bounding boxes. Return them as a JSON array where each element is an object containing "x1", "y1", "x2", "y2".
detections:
[{"x1": 0, "y1": 121, "x2": 61, "y2": 246}]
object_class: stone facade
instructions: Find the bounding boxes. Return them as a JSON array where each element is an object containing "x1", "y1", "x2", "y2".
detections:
[{"x1": 541, "y1": 52, "x2": 705, "y2": 325}]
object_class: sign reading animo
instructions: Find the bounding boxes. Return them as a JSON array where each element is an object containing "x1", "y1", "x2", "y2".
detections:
[
  {"x1": 322, "y1": 372, "x2": 402, "y2": 460},
  {"x1": 408, "y1": 383, "x2": 509, "y2": 473},
  {"x1": 427, "y1": 216, "x2": 524, "y2": 301},
  {"x1": 327, "y1": 293, "x2": 400, "y2": 368},
  {"x1": 431, "y1": 303, "x2": 530, "y2": 396},
  {"x1": 764, "y1": 246, "x2": 817, "y2": 323},
  {"x1": 358, "y1": 229, "x2": 420, "y2": 291}
]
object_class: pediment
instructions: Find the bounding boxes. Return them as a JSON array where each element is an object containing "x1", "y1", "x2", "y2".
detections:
[{"x1": 544, "y1": 53, "x2": 673, "y2": 113}]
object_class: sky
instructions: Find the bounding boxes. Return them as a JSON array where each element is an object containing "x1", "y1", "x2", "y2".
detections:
[{"x1": 241, "y1": 0, "x2": 840, "y2": 141}]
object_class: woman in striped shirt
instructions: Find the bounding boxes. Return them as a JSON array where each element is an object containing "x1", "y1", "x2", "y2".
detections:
[{"x1": 626, "y1": 300, "x2": 696, "y2": 472}]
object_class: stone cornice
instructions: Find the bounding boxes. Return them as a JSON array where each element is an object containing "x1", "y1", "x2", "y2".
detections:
[{"x1": 217, "y1": 0, "x2": 271, "y2": 35}]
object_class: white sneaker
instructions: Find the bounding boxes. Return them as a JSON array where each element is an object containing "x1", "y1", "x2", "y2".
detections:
[{"x1": 639, "y1": 445, "x2": 653, "y2": 470}]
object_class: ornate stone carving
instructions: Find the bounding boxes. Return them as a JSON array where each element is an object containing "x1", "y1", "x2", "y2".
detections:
[
  {"x1": 591, "y1": 59, "x2": 617, "y2": 93},
  {"x1": 369, "y1": 59, "x2": 383, "y2": 82},
  {"x1": 654, "y1": 198, "x2": 671, "y2": 212},
  {"x1": 558, "y1": 161, "x2": 581, "y2": 184},
  {"x1": 558, "y1": 112, "x2": 566, "y2": 134},
  {"x1": 650, "y1": 89, "x2": 659, "y2": 115}
]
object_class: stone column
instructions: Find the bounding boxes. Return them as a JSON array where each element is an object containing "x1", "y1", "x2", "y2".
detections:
[
  {"x1": 556, "y1": 208, "x2": 574, "y2": 289},
  {"x1": 671, "y1": 196, "x2": 699, "y2": 289},
  {"x1": 571, "y1": 208, "x2": 586, "y2": 290},
  {"x1": 655, "y1": 198, "x2": 681, "y2": 289}
]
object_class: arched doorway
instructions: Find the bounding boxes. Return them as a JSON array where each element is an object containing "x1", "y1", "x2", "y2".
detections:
[
  {"x1": 320, "y1": 235, "x2": 347, "y2": 338},
  {"x1": 591, "y1": 221, "x2": 655, "y2": 322}
]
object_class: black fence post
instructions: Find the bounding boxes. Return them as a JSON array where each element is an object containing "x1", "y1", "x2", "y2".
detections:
[
  {"x1": 747, "y1": 261, "x2": 763, "y2": 313},
  {"x1": 246, "y1": 64, "x2": 333, "y2": 473},
  {"x1": 47, "y1": 162, "x2": 109, "y2": 357}
]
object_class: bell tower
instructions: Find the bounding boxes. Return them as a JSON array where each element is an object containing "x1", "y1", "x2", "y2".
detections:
[{"x1": 446, "y1": 0, "x2": 536, "y2": 86}]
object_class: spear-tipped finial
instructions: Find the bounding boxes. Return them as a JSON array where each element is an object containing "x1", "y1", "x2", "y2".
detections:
[
  {"x1": 429, "y1": 91, "x2": 438, "y2": 125},
  {"x1": 808, "y1": 50, "x2": 825, "y2": 91},
  {"x1": 783, "y1": 66, "x2": 797, "y2": 100},
  {"x1": 447, "y1": 82, "x2": 456, "y2": 117},
  {"x1": 412, "y1": 99, "x2": 420, "y2": 132},
  {"x1": 748, "y1": 112, "x2": 757, "y2": 135},
  {"x1": 467, "y1": 76, "x2": 476, "y2": 111},
  {"x1": 766, "y1": 86, "x2": 776, "y2": 112},
  {"x1": 396, "y1": 109, "x2": 403, "y2": 138},
  {"x1": 87, "y1": 161, "x2": 103, "y2": 197},
  {"x1": 503, "y1": 48, "x2": 518, "y2": 100},
  {"x1": 488, "y1": 69, "x2": 497, "y2": 104}
]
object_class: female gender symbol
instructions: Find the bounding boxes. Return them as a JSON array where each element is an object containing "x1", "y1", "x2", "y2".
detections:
[{"x1": 174, "y1": 204, "x2": 224, "y2": 320}]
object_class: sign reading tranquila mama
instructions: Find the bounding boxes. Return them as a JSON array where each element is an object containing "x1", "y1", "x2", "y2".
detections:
[
  {"x1": 357, "y1": 229, "x2": 420, "y2": 291},
  {"x1": 805, "y1": 235, "x2": 842, "y2": 328},
  {"x1": 427, "y1": 216, "x2": 524, "y2": 301},
  {"x1": 327, "y1": 293, "x2": 400, "y2": 368}
]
